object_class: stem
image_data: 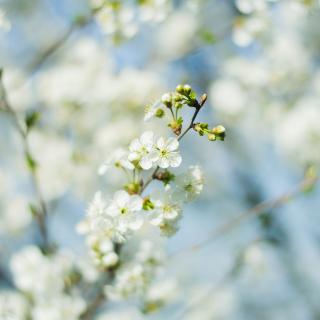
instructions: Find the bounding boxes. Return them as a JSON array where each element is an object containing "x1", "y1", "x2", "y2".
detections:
[
  {"x1": 0, "y1": 70, "x2": 51, "y2": 251},
  {"x1": 178, "y1": 105, "x2": 201, "y2": 142},
  {"x1": 141, "y1": 100, "x2": 205, "y2": 194}
]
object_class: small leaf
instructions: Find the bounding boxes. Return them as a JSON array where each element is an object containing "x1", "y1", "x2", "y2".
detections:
[
  {"x1": 25, "y1": 152, "x2": 37, "y2": 172},
  {"x1": 199, "y1": 29, "x2": 217, "y2": 44},
  {"x1": 25, "y1": 111, "x2": 40, "y2": 131}
]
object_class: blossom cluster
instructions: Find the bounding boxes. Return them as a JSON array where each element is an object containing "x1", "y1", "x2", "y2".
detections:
[
  {"x1": 90, "y1": 0, "x2": 171, "y2": 42},
  {"x1": 8, "y1": 245, "x2": 99, "y2": 319},
  {"x1": 78, "y1": 84, "x2": 223, "y2": 270}
]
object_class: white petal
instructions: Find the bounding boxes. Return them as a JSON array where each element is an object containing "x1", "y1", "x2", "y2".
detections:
[
  {"x1": 128, "y1": 195, "x2": 143, "y2": 211},
  {"x1": 120, "y1": 159, "x2": 135, "y2": 170},
  {"x1": 102, "y1": 252, "x2": 118, "y2": 266},
  {"x1": 156, "y1": 137, "x2": 165, "y2": 149},
  {"x1": 113, "y1": 190, "x2": 130, "y2": 207},
  {"x1": 165, "y1": 209, "x2": 179, "y2": 220},
  {"x1": 98, "y1": 163, "x2": 109, "y2": 175},
  {"x1": 140, "y1": 156, "x2": 154, "y2": 170},
  {"x1": 169, "y1": 153, "x2": 182, "y2": 167},
  {"x1": 128, "y1": 152, "x2": 138, "y2": 161},
  {"x1": 106, "y1": 203, "x2": 119, "y2": 217},
  {"x1": 159, "y1": 157, "x2": 169, "y2": 168},
  {"x1": 128, "y1": 216, "x2": 144, "y2": 230},
  {"x1": 129, "y1": 138, "x2": 141, "y2": 152},
  {"x1": 150, "y1": 216, "x2": 163, "y2": 226},
  {"x1": 140, "y1": 131, "x2": 154, "y2": 146},
  {"x1": 166, "y1": 138, "x2": 179, "y2": 151}
]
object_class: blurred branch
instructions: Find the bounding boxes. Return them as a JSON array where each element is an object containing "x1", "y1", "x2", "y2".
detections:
[
  {"x1": 172, "y1": 238, "x2": 257, "y2": 320},
  {"x1": 26, "y1": 15, "x2": 93, "y2": 75},
  {"x1": 80, "y1": 244, "x2": 122, "y2": 320},
  {"x1": 0, "y1": 69, "x2": 51, "y2": 252},
  {"x1": 173, "y1": 173, "x2": 318, "y2": 257}
]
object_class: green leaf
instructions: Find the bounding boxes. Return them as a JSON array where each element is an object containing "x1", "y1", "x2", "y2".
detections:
[
  {"x1": 25, "y1": 152, "x2": 37, "y2": 172},
  {"x1": 25, "y1": 111, "x2": 40, "y2": 131},
  {"x1": 199, "y1": 29, "x2": 217, "y2": 44}
]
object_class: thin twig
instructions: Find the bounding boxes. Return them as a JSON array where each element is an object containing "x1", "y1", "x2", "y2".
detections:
[
  {"x1": 141, "y1": 98, "x2": 205, "y2": 194},
  {"x1": 0, "y1": 70, "x2": 51, "y2": 251},
  {"x1": 172, "y1": 175, "x2": 318, "y2": 258}
]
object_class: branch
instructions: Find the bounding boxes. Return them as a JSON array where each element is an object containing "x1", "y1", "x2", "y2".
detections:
[
  {"x1": 27, "y1": 16, "x2": 93, "y2": 74},
  {"x1": 172, "y1": 174, "x2": 318, "y2": 258},
  {"x1": 141, "y1": 95, "x2": 207, "y2": 194},
  {"x1": 0, "y1": 69, "x2": 51, "y2": 251}
]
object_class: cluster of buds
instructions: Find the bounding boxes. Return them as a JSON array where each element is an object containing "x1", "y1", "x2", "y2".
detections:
[
  {"x1": 160, "y1": 84, "x2": 200, "y2": 135},
  {"x1": 193, "y1": 123, "x2": 226, "y2": 141},
  {"x1": 87, "y1": 236, "x2": 119, "y2": 269}
]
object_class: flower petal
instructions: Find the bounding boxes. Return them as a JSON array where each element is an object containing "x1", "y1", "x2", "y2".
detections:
[
  {"x1": 113, "y1": 190, "x2": 130, "y2": 207},
  {"x1": 166, "y1": 138, "x2": 179, "y2": 151},
  {"x1": 140, "y1": 131, "x2": 154, "y2": 147},
  {"x1": 128, "y1": 195, "x2": 143, "y2": 211},
  {"x1": 169, "y1": 153, "x2": 182, "y2": 167},
  {"x1": 129, "y1": 138, "x2": 141, "y2": 152}
]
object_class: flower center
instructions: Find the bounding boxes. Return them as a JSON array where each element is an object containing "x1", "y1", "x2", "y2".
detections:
[
  {"x1": 160, "y1": 149, "x2": 168, "y2": 157},
  {"x1": 120, "y1": 207, "x2": 128, "y2": 215},
  {"x1": 163, "y1": 205, "x2": 172, "y2": 214}
]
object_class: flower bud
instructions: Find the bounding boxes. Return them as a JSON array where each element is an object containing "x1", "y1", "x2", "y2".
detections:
[
  {"x1": 155, "y1": 108, "x2": 164, "y2": 118},
  {"x1": 211, "y1": 125, "x2": 226, "y2": 140},
  {"x1": 207, "y1": 133, "x2": 216, "y2": 141},
  {"x1": 212, "y1": 125, "x2": 225, "y2": 134},
  {"x1": 183, "y1": 84, "x2": 192, "y2": 94},
  {"x1": 176, "y1": 84, "x2": 184, "y2": 94},
  {"x1": 200, "y1": 93, "x2": 207, "y2": 106},
  {"x1": 161, "y1": 93, "x2": 172, "y2": 108},
  {"x1": 143, "y1": 198, "x2": 155, "y2": 210}
]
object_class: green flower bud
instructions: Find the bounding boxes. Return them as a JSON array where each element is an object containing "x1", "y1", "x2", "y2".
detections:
[
  {"x1": 124, "y1": 183, "x2": 140, "y2": 195},
  {"x1": 143, "y1": 198, "x2": 155, "y2": 211},
  {"x1": 183, "y1": 84, "x2": 192, "y2": 94},
  {"x1": 161, "y1": 93, "x2": 172, "y2": 108},
  {"x1": 155, "y1": 108, "x2": 164, "y2": 118},
  {"x1": 207, "y1": 133, "x2": 216, "y2": 141},
  {"x1": 211, "y1": 125, "x2": 226, "y2": 141},
  {"x1": 176, "y1": 84, "x2": 184, "y2": 94}
]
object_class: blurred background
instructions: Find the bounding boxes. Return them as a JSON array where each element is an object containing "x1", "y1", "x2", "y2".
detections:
[{"x1": 1, "y1": 0, "x2": 320, "y2": 319}]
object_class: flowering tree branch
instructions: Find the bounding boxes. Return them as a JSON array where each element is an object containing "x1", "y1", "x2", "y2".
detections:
[{"x1": 75, "y1": 84, "x2": 226, "y2": 317}]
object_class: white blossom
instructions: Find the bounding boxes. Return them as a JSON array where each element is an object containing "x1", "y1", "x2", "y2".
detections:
[
  {"x1": 149, "y1": 191, "x2": 182, "y2": 227},
  {"x1": 0, "y1": 291, "x2": 28, "y2": 320},
  {"x1": 32, "y1": 295, "x2": 86, "y2": 320},
  {"x1": 107, "y1": 190, "x2": 144, "y2": 232},
  {"x1": 144, "y1": 100, "x2": 163, "y2": 121},
  {"x1": 151, "y1": 136, "x2": 182, "y2": 168},
  {"x1": 128, "y1": 131, "x2": 155, "y2": 169},
  {"x1": 173, "y1": 165, "x2": 204, "y2": 202},
  {"x1": 98, "y1": 148, "x2": 134, "y2": 175},
  {"x1": 87, "y1": 235, "x2": 119, "y2": 268}
]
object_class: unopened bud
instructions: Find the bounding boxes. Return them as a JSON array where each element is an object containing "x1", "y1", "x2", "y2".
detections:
[
  {"x1": 200, "y1": 93, "x2": 207, "y2": 106},
  {"x1": 176, "y1": 84, "x2": 184, "y2": 94},
  {"x1": 212, "y1": 125, "x2": 225, "y2": 134},
  {"x1": 155, "y1": 108, "x2": 164, "y2": 118},
  {"x1": 161, "y1": 93, "x2": 172, "y2": 107},
  {"x1": 207, "y1": 133, "x2": 216, "y2": 141},
  {"x1": 183, "y1": 84, "x2": 192, "y2": 94}
]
